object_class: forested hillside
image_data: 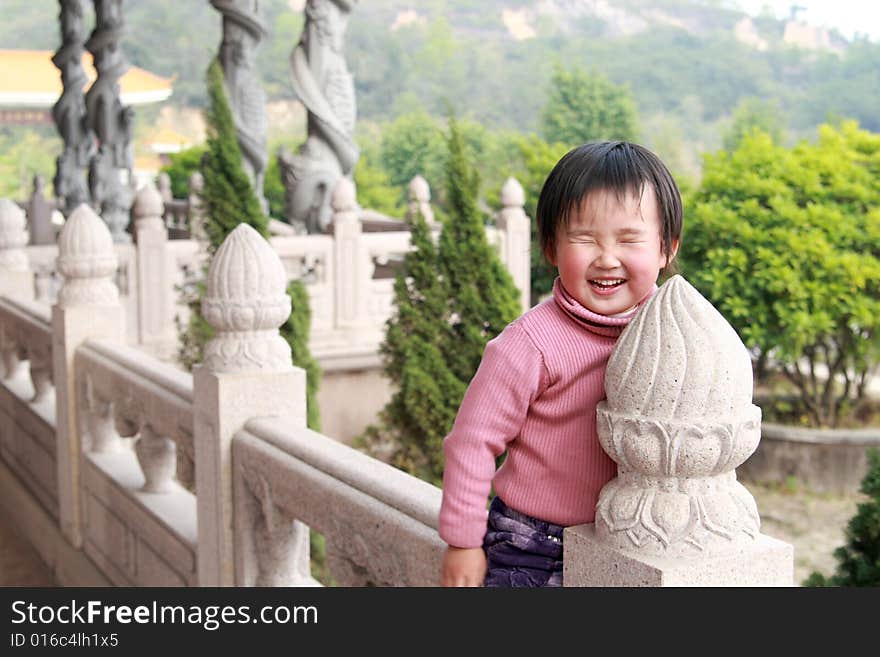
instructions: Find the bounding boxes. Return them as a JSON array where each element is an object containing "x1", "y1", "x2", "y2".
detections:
[{"x1": 3, "y1": 0, "x2": 877, "y2": 137}]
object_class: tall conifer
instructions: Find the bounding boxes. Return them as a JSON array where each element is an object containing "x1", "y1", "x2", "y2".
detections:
[
  {"x1": 439, "y1": 116, "x2": 521, "y2": 383},
  {"x1": 360, "y1": 116, "x2": 522, "y2": 484}
]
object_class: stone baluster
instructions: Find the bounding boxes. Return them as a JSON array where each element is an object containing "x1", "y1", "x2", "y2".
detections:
[
  {"x1": 27, "y1": 341, "x2": 54, "y2": 404},
  {"x1": 496, "y1": 177, "x2": 530, "y2": 313},
  {"x1": 330, "y1": 178, "x2": 369, "y2": 330},
  {"x1": 134, "y1": 422, "x2": 177, "y2": 493},
  {"x1": 133, "y1": 184, "x2": 173, "y2": 356},
  {"x1": 0, "y1": 199, "x2": 33, "y2": 302},
  {"x1": 52, "y1": 202, "x2": 125, "y2": 546},
  {"x1": 84, "y1": 376, "x2": 120, "y2": 454},
  {"x1": 187, "y1": 171, "x2": 208, "y2": 244},
  {"x1": 563, "y1": 275, "x2": 793, "y2": 586},
  {"x1": 405, "y1": 175, "x2": 435, "y2": 226},
  {"x1": 194, "y1": 223, "x2": 308, "y2": 586}
]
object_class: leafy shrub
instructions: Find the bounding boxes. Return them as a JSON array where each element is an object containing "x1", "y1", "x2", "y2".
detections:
[{"x1": 680, "y1": 122, "x2": 880, "y2": 427}]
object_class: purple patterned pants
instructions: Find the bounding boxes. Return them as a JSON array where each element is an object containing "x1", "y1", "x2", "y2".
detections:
[{"x1": 482, "y1": 496, "x2": 564, "y2": 588}]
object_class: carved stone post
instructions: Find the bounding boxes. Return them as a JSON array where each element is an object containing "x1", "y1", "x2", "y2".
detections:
[
  {"x1": 28, "y1": 175, "x2": 58, "y2": 245},
  {"x1": 0, "y1": 199, "x2": 33, "y2": 302},
  {"x1": 187, "y1": 171, "x2": 208, "y2": 244},
  {"x1": 52, "y1": 0, "x2": 93, "y2": 216},
  {"x1": 496, "y1": 177, "x2": 530, "y2": 313},
  {"x1": 132, "y1": 184, "x2": 174, "y2": 358},
  {"x1": 564, "y1": 276, "x2": 793, "y2": 586},
  {"x1": 194, "y1": 223, "x2": 308, "y2": 586},
  {"x1": 281, "y1": 0, "x2": 360, "y2": 234},
  {"x1": 211, "y1": 0, "x2": 269, "y2": 214},
  {"x1": 85, "y1": 0, "x2": 135, "y2": 243},
  {"x1": 405, "y1": 175, "x2": 435, "y2": 226},
  {"x1": 330, "y1": 178, "x2": 368, "y2": 329},
  {"x1": 52, "y1": 203, "x2": 125, "y2": 547}
]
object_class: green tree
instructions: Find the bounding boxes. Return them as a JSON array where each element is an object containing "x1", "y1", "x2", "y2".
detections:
[
  {"x1": 359, "y1": 116, "x2": 522, "y2": 484},
  {"x1": 722, "y1": 97, "x2": 786, "y2": 152},
  {"x1": 439, "y1": 115, "x2": 522, "y2": 384},
  {"x1": 200, "y1": 59, "x2": 268, "y2": 249},
  {"x1": 680, "y1": 123, "x2": 880, "y2": 427},
  {"x1": 178, "y1": 59, "x2": 322, "y2": 431},
  {"x1": 804, "y1": 448, "x2": 880, "y2": 586},
  {"x1": 280, "y1": 279, "x2": 322, "y2": 431},
  {"x1": 541, "y1": 64, "x2": 638, "y2": 146},
  {"x1": 160, "y1": 145, "x2": 206, "y2": 199},
  {"x1": 358, "y1": 204, "x2": 463, "y2": 484}
]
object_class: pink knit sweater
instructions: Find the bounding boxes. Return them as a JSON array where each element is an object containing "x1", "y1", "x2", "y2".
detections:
[{"x1": 438, "y1": 278, "x2": 646, "y2": 548}]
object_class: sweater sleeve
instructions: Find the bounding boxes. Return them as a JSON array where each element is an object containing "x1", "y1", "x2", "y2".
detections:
[{"x1": 438, "y1": 322, "x2": 548, "y2": 548}]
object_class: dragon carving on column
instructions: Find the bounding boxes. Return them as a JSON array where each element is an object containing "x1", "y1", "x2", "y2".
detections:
[
  {"x1": 211, "y1": 0, "x2": 269, "y2": 214},
  {"x1": 85, "y1": 0, "x2": 135, "y2": 243},
  {"x1": 52, "y1": 0, "x2": 95, "y2": 215},
  {"x1": 280, "y1": 0, "x2": 359, "y2": 234}
]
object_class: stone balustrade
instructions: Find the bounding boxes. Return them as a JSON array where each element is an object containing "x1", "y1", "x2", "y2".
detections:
[
  {"x1": 16, "y1": 174, "x2": 531, "y2": 375},
  {"x1": 0, "y1": 198, "x2": 794, "y2": 587}
]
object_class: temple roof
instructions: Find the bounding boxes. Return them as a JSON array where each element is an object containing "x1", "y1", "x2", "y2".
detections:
[{"x1": 0, "y1": 49, "x2": 173, "y2": 107}]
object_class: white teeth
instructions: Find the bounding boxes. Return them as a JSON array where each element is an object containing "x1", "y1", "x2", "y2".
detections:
[{"x1": 591, "y1": 279, "x2": 624, "y2": 287}]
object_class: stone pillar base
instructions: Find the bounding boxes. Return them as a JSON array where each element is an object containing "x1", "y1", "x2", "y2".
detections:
[{"x1": 563, "y1": 524, "x2": 793, "y2": 587}]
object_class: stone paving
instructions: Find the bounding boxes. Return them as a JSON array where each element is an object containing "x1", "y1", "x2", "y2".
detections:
[{"x1": 0, "y1": 510, "x2": 56, "y2": 586}]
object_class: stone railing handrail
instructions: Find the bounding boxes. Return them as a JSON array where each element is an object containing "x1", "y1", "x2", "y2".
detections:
[
  {"x1": 75, "y1": 338, "x2": 195, "y2": 489},
  {"x1": 245, "y1": 416, "x2": 442, "y2": 526},
  {"x1": 234, "y1": 417, "x2": 445, "y2": 586}
]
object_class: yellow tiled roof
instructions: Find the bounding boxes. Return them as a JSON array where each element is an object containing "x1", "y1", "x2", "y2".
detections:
[
  {"x1": 0, "y1": 49, "x2": 173, "y2": 107},
  {"x1": 145, "y1": 126, "x2": 193, "y2": 152}
]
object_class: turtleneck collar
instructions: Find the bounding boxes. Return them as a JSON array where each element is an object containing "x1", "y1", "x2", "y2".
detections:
[{"x1": 552, "y1": 277, "x2": 654, "y2": 338}]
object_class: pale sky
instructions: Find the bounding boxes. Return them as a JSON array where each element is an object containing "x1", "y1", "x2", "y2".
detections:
[{"x1": 736, "y1": 1, "x2": 880, "y2": 42}]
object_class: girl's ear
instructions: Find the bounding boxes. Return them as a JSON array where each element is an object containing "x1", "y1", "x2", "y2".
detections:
[{"x1": 663, "y1": 239, "x2": 680, "y2": 268}]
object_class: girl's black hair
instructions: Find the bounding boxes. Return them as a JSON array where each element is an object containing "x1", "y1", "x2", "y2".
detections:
[{"x1": 536, "y1": 141, "x2": 683, "y2": 264}]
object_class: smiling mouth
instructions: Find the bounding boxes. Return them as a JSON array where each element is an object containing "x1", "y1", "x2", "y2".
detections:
[{"x1": 590, "y1": 278, "x2": 626, "y2": 290}]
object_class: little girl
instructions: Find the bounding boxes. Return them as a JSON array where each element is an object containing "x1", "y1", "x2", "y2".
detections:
[{"x1": 439, "y1": 141, "x2": 683, "y2": 587}]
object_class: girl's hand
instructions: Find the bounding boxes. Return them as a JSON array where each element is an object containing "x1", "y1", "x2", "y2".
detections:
[{"x1": 441, "y1": 546, "x2": 487, "y2": 587}]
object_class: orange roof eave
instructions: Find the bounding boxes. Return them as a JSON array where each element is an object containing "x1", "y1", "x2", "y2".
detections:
[{"x1": 0, "y1": 49, "x2": 173, "y2": 107}]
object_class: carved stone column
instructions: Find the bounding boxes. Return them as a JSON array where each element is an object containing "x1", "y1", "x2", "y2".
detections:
[
  {"x1": 281, "y1": 0, "x2": 360, "y2": 234},
  {"x1": 132, "y1": 184, "x2": 174, "y2": 358},
  {"x1": 0, "y1": 199, "x2": 33, "y2": 302},
  {"x1": 187, "y1": 171, "x2": 208, "y2": 244},
  {"x1": 330, "y1": 178, "x2": 368, "y2": 329},
  {"x1": 85, "y1": 0, "x2": 135, "y2": 243},
  {"x1": 496, "y1": 177, "x2": 530, "y2": 313},
  {"x1": 211, "y1": 0, "x2": 269, "y2": 214},
  {"x1": 405, "y1": 175, "x2": 435, "y2": 226},
  {"x1": 564, "y1": 275, "x2": 793, "y2": 586},
  {"x1": 52, "y1": 203, "x2": 125, "y2": 546},
  {"x1": 52, "y1": 0, "x2": 94, "y2": 216},
  {"x1": 194, "y1": 223, "x2": 308, "y2": 586}
]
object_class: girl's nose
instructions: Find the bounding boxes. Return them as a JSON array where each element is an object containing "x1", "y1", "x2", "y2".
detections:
[{"x1": 595, "y1": 247, "x2": 621, "y2": 268}]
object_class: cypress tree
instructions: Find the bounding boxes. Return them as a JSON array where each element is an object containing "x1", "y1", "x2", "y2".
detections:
[
  {"x1": 439, "y1": 115, "x2": 521, "y2": 384},
  {"x1": 359, "y1": 116, "x2": 522, "y2": 484},
  {"x1": 177, "y1": 59, "x2": 321, "y2": 431},
  {"x1": 359, "y1": 206, "x2": 464, "y2": 484},
  {"x1": 804, "y1": 448, "x2": 880, "y2": 587},
  {"x1": 201, "y1": 59, "x2": 267, "y2": 247},
  {"x1": 280, "y1": 278, "x2": 322, "y2": 432}
]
